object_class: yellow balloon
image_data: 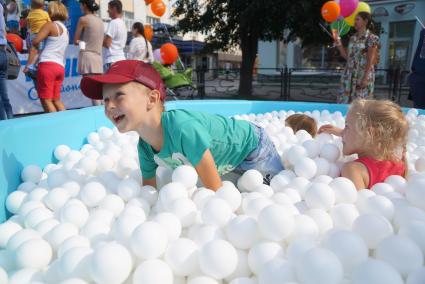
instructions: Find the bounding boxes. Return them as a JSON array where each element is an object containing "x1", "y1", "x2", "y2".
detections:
[{"x1": 344, "y1": 2, "x2": 371, "y2": 26}]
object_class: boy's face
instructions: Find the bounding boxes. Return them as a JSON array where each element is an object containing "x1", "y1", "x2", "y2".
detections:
[{"x1": 103, "y1": 82, "x2": 152, "y2": 133}]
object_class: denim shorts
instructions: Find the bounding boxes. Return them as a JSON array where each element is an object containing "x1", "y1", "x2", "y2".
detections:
[{"x1": 235, "y1": 125, "x2": 284, "y2": 178}]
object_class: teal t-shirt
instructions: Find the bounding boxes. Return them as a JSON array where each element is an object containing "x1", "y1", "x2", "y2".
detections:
[{"x1": 137, "y1": 109, "x2": 259, "y2": 179}]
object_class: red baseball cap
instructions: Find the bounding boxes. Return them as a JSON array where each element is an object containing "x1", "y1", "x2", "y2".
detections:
[{"x1": 80, "y1": 60, "x2": 166, "y2": 101}]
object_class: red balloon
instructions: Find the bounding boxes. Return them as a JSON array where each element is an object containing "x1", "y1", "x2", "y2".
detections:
[
  {"x1": 151, "y1": 0, "x2": 166, "y2": 17},
  {"x1": 145, "y1": 0, "x2": 154, "y2": 4},
  {"x1": 160, "y1": 43, "x2": 178, "y2": 65},
  {"x1": 6, "y1": 33, "x2": 23, "y2": 53},
  {"x1": 321, "y1": 1, "x2": 340, "y2": 23}
]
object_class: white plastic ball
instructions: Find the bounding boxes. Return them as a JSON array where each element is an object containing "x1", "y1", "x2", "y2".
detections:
[
  {"x1": 352, "y1": 214, "x2": 394, "y2": 249},
  {"x1": 362, "y1": 195, "x2": 394, "y2": 220},
  {"x1": 54, "y1": 145, "x2": 71, "y2": 161},
  {"x1": 270, "y1": 174, "x2": 291, "y2": 192},
  {"x1": 187, "y1": 276, "x2": 219, "y2": 284},
  {"x1": 132, "y1": 259, "x2": 173, "y2": 284},
  {"x1": 314, "y1": 157, "x2": 330, "y2": 176},
  {"x1": 15, "y1": 238, "x2": 52, "y2": 269},
  {"x1": 407, "y1": 267, "x2": 425, "y2": 284},
  {"x1": 320, "y1": 143, "x2": 340, "y2": 162},
  {"x1": 57, "y1": 235, "x2": 91, "y2": 258},
  {"x1": 225, "y1": 249, "x2": 251, "y2": 281},
  {"x1": 130, "y1": 221, "x2": 168, "y2": 260},
  {"x1": 351, "y1": 259, "x2": 403, "y2": 284},
  {"x1": 24, "y1": 187, "x2": 48, "y2": 202},
  {"x1": 406, "y1": 178, "x2": 425, "y2": 211},
  {"x1": 288, "y1": 214, "x2": 319, "y2": 242},
  {"x1": 165, "y1": 238, "x2": 199, "y2": 276},
  {"x1": 415, "y1": 157, "x2": 425, "y2": 172},
  {"x1": 258, "y1": 204, "x2": 294, "y2": 242},
  {"x1": 199, "y1": 239, "x2": 238, "y2": 279},
  {"x1": 99, "y1": 194, "x2": 125, "y2": 217},
  {"x1": 172, "y1": 165, "x2": 198, "y2": 189},
  {"x1": 117, "y1": 178, "x2": 140, "y2": 202},
  {"x1": 0, "y1": 267, "x2": 7, "y2": 284},
  {"x1": 385, "y1": 175, "x2": 407, "y2": 194},
  {"x1": 329, "y1": 204, "x2": 359, "y2": 229},
  {"x1": 59, "y1": 201, "x2": 89, "y2": 229},
  {"x1": 47, "y1": 169, "x2": 69, "y2": 188},
  {"x1": 43, "y1": 187, "x2": 70, "y2": 212},
  {"x1": 375, "y1": 235, "x2": 423, "y2": 276},
  {"x1": 313, "y1": 175, "x2": 333, "y2": 184},
  {"x1": 303, "y1": 139, "x2": 320, "y2": 159},
  {"x1": 202, "y1": 198, "x2": 233, "y2": 227},
  {"x1": 6, "y1": 191, "x2": 28, "y2": 214},
  {"x1": 34, "y1": 219, "x2": 60, "y2": 237},
  {"x1": 79, "y1": 182, "x2": 106, "y2": 207},
  {"x1": 139, "y1": 185, "x2": 158, "y2": 206},
  {"x1": 159, "y1": 182, "x2": 188, "y2": 210},
  {"x1": 24, "y1": 207, "x2": 54, "y2": 228},
  {"x1": 90, "y1": 242, "x2": 133, "y2": 284},
  {"x1": 295, "y1": 248, "x2": 343, "y2": 284},
  {"x1": 112, "y1": 213, "x2": 144, "y2": 246},
  {"x1": 21, "y1": 165, "x2": 43, "y2": 183},
  {"x1": 188, "y1": 224, "x2": 225, "y2": 247},
  {"x1": 167, "y1": 198, "x2": 197, "y2": 228},
  {"x1": 46, "y1": 223, "x2": 79, "y2": 250},
  {"x1": 17, "y1": 181, "x2": 37, "y2": 193},
  {"x1": 329, "y1": 177, "x2": 357, "y2": 204},
  {"x1": 259, "y1": 257, "x2": 295, "y2": 284},
  {"x1": 0, "y1": 221, "x2": 22, "y2": 248},
  {"x1": 59, "y1": 247, "x2": 92, "y2": 280},
  {"x1": 322, "y1": 230, "x2": 368, "y2": 274},
  {"x1": 248, "y1": 241, "x2": 284, "y2": 274},
  {"x1": 304, "y1": 183, "x2": 335, "y2": 211},
  {"x1": 216, "y1": 182, "x2": 242, "y2": 212},
  {"x1": 154, "y1": 212, "x2": 182, "y2": 242},
  {"x1": 306, "y1": 209, "x2": 333, "y2": 235},
  {"x1": 237, "y1": 170, "x2": 264, "y2": 192},
  {"x1": 77, "y1": 157, "x2": 97, "y2": 175},
  {"x1": 399, "y1": 220, "x2": 425, "y2": 255},
  {"x1": 225, "y1": 215, "x2": 259, "y2": 250},
  {"x1": 294, "y1": 157, "x2": 317, "y2": 179},
  {"x1": 286, "y1": 145, "x2": 307, "y2": 165}
]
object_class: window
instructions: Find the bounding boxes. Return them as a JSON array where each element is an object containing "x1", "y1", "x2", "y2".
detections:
[
  {"x1": 123, "y1": 11, "x2": 134, "y2": 31},
  {"x1": 147, "y1": 16, "x2": 160, "y2": 25}
]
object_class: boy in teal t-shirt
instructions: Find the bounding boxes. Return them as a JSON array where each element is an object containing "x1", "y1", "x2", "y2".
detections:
[{"x1": 81, "y1": 60, "x2": 283, "y2": 191}]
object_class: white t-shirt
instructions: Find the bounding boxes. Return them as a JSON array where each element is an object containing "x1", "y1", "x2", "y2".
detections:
[
  {"x1": 127, "y1": 36, "x2": 154, "y2": 63},
  {"x1": 104, "y1": 18, "x2": 127, "y2": 64}
]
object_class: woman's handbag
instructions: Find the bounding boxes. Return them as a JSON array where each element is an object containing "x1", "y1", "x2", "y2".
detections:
[{"x1": 6, "y1": 41, "x2": 21, "y2": 80}]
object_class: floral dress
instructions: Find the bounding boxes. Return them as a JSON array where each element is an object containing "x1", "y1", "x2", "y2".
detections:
[{"x1": 338, "y1": 30, "x2": 380, "y2": 104}]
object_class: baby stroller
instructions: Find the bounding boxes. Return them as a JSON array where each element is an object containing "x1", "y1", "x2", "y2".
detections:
[{"x1": 152, "y1": 61, "x2": 197, "y2": 100}]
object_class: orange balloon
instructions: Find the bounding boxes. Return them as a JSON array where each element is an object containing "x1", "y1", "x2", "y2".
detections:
[
  {"x1": 151, "y1": 0, "x2": 166, "y2": 17},
  {"x1": 321, "y1": 1, "x2": 340, "y2": 23},
  {"x1": 144, "y1": 25, "x2": 153, "y2": 41},
  {"x1": 6, "y1": 33, "x2": 23, "y2": 53},
  {"x1": 160, "y1": 43, "x2": 178, "y2": 65},
  {"x1": 145, "y1": 0, "x2": 154, "y2": 4}
]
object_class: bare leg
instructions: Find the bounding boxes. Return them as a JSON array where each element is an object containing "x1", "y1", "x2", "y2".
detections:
[
  {"x1": 52, "y1": 99, "x2": 66, "y2": 111},
  {"x1": 40, "y1": 99, "x2": 57, "y2": 112}
]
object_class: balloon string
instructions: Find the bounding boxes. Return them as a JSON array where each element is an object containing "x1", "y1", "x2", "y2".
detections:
[
  {"x1": 416, "y1": 16, "x2": 425, "y2": 29},
  {"x1": 161, "y1": 22, "x2": 185, "y2": 70},
  {"x1": 319, "y1": 23, "x2": 334, "y2": 39}
]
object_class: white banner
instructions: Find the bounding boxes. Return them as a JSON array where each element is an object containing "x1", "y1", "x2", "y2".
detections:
[{"x1": 8, "y1": 45, "x2": 92, "y2": 114}]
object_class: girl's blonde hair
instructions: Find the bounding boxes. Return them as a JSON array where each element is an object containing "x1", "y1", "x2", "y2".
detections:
[
  {"x1": 349, "y1": 99, "x2": 408, "y2": 162},
  {"x1": 48, "y1": 1, "x2": 68, "y2": 22}
]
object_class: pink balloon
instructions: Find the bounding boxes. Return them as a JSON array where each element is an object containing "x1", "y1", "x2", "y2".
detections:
[
  {"x1": 153, "y1": 48, "x2": 163, "y2": 63},
  {"x1": 340, "y1": 0, "x2": 359, "y2": 17}
]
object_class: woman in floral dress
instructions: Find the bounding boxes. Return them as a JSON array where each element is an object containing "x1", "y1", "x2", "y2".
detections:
[{"x1": 334, "y1": 12, "x2": 380, "y2": 103}]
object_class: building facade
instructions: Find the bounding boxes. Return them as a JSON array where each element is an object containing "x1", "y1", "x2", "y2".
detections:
[{"x1": 258, "y1": 0, "x2": 425, "y2": 72}]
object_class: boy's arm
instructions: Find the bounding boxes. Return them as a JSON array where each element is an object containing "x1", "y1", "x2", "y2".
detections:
[
  {"x1": 143, "y1": 177, "x2": 157, "y2": 188},
  {"x1": 341, "y1": 161, "x2": 369, "y2": 190},
  {"x1": 195, "y1": 149, "x2": 222, "y2": 191}
]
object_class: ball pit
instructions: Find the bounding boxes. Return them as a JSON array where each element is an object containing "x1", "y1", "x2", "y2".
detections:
[{"x1": 1, "y1": 100, "x2": 425, "y2": 284}]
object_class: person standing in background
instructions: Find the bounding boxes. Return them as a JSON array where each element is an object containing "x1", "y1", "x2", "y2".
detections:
[
  {"x1": 102, "y1": 0, "x2": 126, "y2": 72},
  {"x1": 334, "y1": 12, "x2": 380, "y2": 103},
  {"x1": 0, "y1": 0, "x2": 12, "y2": 120},
  {"x1": 127, "y1": 22, "x2": 153, "y2": 63},
  {"x1": 6, "y1": 0, "x2": 19, "y2": 34},
  {"x1": 74, "y1": 0, "x2": 104, "y2": 105},
  {"x1": 409, "y1": 28, "x2": 425, "y2": 109}
]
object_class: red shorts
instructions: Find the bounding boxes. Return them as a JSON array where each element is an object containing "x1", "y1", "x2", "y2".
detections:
[{"x1": 37, "y1": 62, "x2": 65, "y2": 100}]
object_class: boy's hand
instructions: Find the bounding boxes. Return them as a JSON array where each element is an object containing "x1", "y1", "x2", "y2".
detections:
[
  {"x1": 318, "y1": 124, "x2": 343, "y2": 137},
  {"x1": 195, "y1": 149, "x2": 222, "y2": 191}
]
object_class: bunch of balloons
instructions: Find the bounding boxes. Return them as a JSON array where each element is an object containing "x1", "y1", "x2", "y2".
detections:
[
  {"x1": 321, "y1": 0, "x2": 371, "y2": 37},
  {"x1": 145, "y1": 0, "x2": 166, "y2": 17},
  {"x1": 153, "y1": 43, "x2": 179, "y2": 65}
]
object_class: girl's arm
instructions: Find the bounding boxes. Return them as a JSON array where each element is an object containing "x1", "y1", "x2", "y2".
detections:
[
  {"x1": 73, "y1": 17, "x2": 86, "y2": 45},
  {"x1": 335, "y1": 38, "x2": 348, "y2": 61},
  {"x1": 318, "y1": 124, "x2": 343, "y2": 136},
  {"x1": 195, "y1": 149, "x2": 222, "y2": 191},
  {"x1": 341, "y1": 161, "x2": 369, "y2": 190}
]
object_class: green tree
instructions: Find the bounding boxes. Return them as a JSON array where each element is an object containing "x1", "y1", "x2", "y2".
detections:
[{"x1": 174, "y1": 0, "x2": 329, "y2": 97}]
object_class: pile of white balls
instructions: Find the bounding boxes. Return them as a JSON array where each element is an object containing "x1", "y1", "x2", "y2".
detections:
[{"x1": 1, "y1": 108, "x2": 425, "y2": 284}]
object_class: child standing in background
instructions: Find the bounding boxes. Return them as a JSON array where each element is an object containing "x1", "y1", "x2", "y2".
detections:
[
  {"x1": 23, "y1": 0, "x2": 50, "y2": 77},
  {"x1": 319, "y1": 99, "x2": 408, "y2": 190}
]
